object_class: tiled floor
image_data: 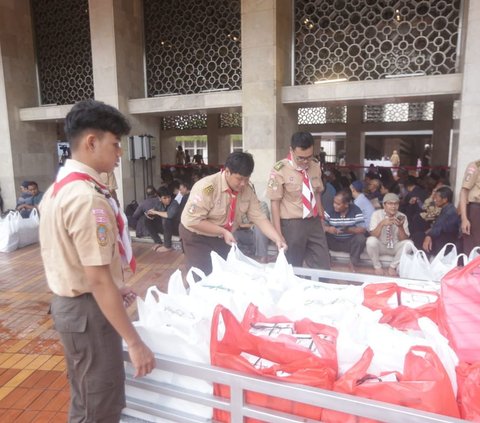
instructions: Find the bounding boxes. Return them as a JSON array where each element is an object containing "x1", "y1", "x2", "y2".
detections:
[
  {"x1": 0, "y1": 242, "x2": 184, "y2": 423},
  {"x1": 0, "y1": 241, "x2": 370, "y2": 422}
]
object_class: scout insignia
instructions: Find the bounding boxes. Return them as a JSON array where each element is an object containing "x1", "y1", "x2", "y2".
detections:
[
  {"x1": 188, "y1": 204, "x2": 196, "y2": 214},
  {"x1": 96, "y1": 224, "x2": 108, "y2": 246},
  {"x1": 273, "y1": 161, "x2": 284, "y2": 171},
  {"x1": 92, "y1": 208, "x2": 108, "y2": 224},
  {"x1": 203, "y1": 184, "x2": 214, "y2": 195}
]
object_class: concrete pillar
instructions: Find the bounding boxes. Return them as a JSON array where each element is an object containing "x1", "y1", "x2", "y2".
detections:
[
  {"x1": 454, "y1": 0, "x2": 480, "y2": 197},
  {"x1": 0, "y1": 0, "x2": 57, "y2": 209},
  {"x1": 346, "y1": 105, "x2": 365, "y2": 171},
  {"x1": 207, "y1": 113, "x2": 220, "y2": 165},
  {"x1": 431, "y1": 100, "x2": 453, "y2": 167},
  {"x1": 89, "y1": 0, "x2": 161, "y2": 206},
  {"x1": 241, "y1": 0, "x2": 297, "y2": 199}
]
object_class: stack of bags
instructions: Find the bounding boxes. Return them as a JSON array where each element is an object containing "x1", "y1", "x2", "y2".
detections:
[{"x1": 126, "y1": 245, "x2": 480, "y2": 422}]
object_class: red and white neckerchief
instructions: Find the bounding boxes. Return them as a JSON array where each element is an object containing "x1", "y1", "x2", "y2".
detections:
[
  {"x1": 287, "y1": 152, "x2": 318, "y2": 219},
  {"x1": 224, "y1": 186, "x2": 238, "y2": 232},
  {"x1": 52, "y1": 168, "x2": 136, "y2": 273}
]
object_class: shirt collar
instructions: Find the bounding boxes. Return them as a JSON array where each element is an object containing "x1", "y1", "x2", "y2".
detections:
[{"x1": 59, "y1": 159, "x2": 103, "y2": 183}]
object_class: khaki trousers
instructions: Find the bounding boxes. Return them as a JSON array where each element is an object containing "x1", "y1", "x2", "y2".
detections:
[
  {"x1": 366, "y1": 237, "x2": 413, "y2": 270},
  {"x1": 51, "y1": 294, "x2": 125, "y2": 423}
]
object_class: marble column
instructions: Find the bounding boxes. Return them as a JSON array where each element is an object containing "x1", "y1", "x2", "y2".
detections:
[
  {"x1": 346, "y1": 105, "x2": 365, "y2": 174},
  {"x1": 89, "y1": 0, "x2": 161, "y2": 206},
  {"x1": 241, "y1": 0, "x2": 297, "y2": 199},
  {"x1": 431, "y1": 100, "x2": 453, "y2": 168},
  {"x1": 454, "y1": 0, "x2": 480, "y2": 197}
]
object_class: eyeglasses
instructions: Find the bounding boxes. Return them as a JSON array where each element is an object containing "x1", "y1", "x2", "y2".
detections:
[{"x1": 293, "y1": 152, "x2": 313, "y2": 163}]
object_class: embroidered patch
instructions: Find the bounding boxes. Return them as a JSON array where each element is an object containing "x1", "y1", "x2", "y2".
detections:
[
  {"x1": 188, "y1": 204, "x2": 196, "y2": 214},
  {"x1": 95, "y1": 216, "x2": 108, "y2": 224},
  {"x1": 268, "y1": 178, "x2": 278, "y2": 190},
  {"x1": 203, "y1": 184, "x2": 214, "y2": 195},
  {"x1": 467, "y1": 166, "x2": 477, "y2": 174},
  {"x1": 273, "y1": 161, "x2": 284, "y2": 171},
  {"x1": 465, "y1": 174, "x2": 472, "y2": 183},
  {"x1": 96, "y1": 224, "x2": 108, "y2": 246},
  {"x1": 92, "y1": 209, "x2": 107, "y2": 215}
]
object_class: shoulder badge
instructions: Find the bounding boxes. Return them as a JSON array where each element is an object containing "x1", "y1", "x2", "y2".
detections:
[
  {"x1": 203, "y1": 184, "x2": 214, "y2": 195},
  {"x1": 273, "y1": 161, "x2": 284, "y2": 171}
]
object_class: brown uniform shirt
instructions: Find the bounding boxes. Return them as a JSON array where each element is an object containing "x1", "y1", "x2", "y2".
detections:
[
  {"x1": 181, "y1": 171, "x2": 267, "y2": 236},
  {"x1": 266, "y1": 158, "x2": 324, "y2": 219},
  {"x1": 461, "y1": 161, "x2": 480, "y2": 204},
  {"x1": 39, "y1": 160, "x2": 123, "y2": 297}
]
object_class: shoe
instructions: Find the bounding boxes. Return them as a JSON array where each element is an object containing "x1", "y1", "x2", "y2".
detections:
[
  {"x1": 155, "y1": 246, "x2": 173, "y2": 253},
  {"x1": 151, "y1": 244, "x2": 163, "y2": 251},
  {"x1": 374, "y1": 267, "x2": 385, "y2": 276}
]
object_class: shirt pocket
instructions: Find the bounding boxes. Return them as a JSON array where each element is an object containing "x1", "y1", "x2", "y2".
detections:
[{"x1": 285, "y1": 183, "x2": 302, "y2": 193}]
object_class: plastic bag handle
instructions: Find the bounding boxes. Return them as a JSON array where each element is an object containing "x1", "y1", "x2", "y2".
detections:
[
  {"x1": 144, "y1": 285, "x2": 164, "y2": 305},
  {"x1": 185, "y1": 267, "x2": 206, "y2": 288},
  {"x1": 434, "y1": 242, "x2": 458, "y2": 258}
]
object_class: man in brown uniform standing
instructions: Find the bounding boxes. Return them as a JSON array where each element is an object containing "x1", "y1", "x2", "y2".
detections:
[
  {"x1": 459, "y1": 160, "x2": 480, "y2": 255},
  {"x1": 180, "y1": 151, "x2": 287, "y2": 275},
  {"x1": 266, "y1": 131, "x2": 331, "y2": 269},
  {"x1": 39, "y1": 100, "x2": 155, "y2": 422}
]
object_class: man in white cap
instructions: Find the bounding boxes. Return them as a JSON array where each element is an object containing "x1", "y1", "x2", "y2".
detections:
[{"x1": 366, "y1": 192, "x2": 412, "y2": 276}]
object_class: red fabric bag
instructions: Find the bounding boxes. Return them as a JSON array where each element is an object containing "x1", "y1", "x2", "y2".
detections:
[
  {"x1": 363, "y1": 283, "x2": 439, "y2": 330},
  {"x1": 456, "y1": 362, "x2": 480, "y2": 421},
  {"x1": 438, "y1": 256, "x2": 480, "y2": 363},
  {"x1": 211, "y1": 304, "x2": 337, "y2": 423},
  {"x1": 322, "y1": 346, "x2": 460, "y2": 423}
]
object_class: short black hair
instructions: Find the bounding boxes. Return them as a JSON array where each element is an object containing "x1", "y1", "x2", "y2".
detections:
[
  {"x1": 179, "y1": 181, "x2": 191, "y2": 190},
  {"x1": 335, "y1": 189, "x2": 352, "y2": 204},
  {"x1": 406, "y1": 175, "x2": 418, "y2": 187},
  {"x1": 291, "y1": 131, "x2": 314, "y2": 150},
  {"x1": 435, "y1": 186, "x2": 453, "y2": 203},
  {"x1": 145, "y1": 185, "x2": 157, "y2": 197},
  {"x1": 225, "y1": 151, "x2": 254, "y2": 177},
  {"x1": 27, "y1": 181, "x2": 38, "y2": 189},
  {"x1": 64, "y1": 100, "x2": 131, "y2": 150},
  {"x1": 157, "y1": 187, "x2": 172, "y2": 198}
]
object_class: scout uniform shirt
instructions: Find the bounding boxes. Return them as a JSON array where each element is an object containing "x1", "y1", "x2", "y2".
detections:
[
  {"x1": 462, "y1": 161, "x2": 480, "y2": 204},
  {"x1": 266, "y1": 158, "x2": 324, "y2": 219},
  {"x1": 181, "y1": 171, "x2": 267, "y2": 236},
  {"x1": 39, "y1": 160, "x2": 123, "y2": 297}
]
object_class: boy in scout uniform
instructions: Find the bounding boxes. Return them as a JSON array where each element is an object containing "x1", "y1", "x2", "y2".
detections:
[
  {"x1": 180, "y1": 151, "x2": 287, "y2": 275},
  {"x1": 266, "y1": 131, "x2": 331, "y2": 269},
  {"x1": 39, "y1": 100, "x2": 155, "y2": 422},
  {"x1": 459, "y1": 160, "x2": 480, "y2": 255}
]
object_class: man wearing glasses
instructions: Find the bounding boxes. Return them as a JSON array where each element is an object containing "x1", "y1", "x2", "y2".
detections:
[{"x1": 266, "y1": 131, "x2": 331, "y2": 269}]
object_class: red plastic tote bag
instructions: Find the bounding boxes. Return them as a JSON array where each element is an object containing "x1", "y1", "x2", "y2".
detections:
[
  {"x1": 439, "y1": 255, "x2": 480, "y2": 363},
  {"x1": 211, "y1": 305, "x2": 338, "y2": 422},
  {"x1": 322, "y1": 346, "x2": 460, "y2": 422}
]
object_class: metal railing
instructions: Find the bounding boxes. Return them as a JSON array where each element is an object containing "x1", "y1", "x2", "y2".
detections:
[
  {"x1": 123, "y1": 352, "x2": 466, "y2": 423},
  {"x1": 123, "y1": 268, "x2": 455, "y2": 423}
]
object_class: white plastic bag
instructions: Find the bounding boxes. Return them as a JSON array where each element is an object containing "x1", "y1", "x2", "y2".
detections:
[
  {"x1": 17, "y1": 208, "x2": 40, "y2": 248},
  {"x1": 129, "y1": 279, "x2": 213, "y2": 420},
  {"x1": 398, "y1": 242, "x2": 432, "y2": 281},
  {"x1": 429, "y1": 243, "x2": 461, "y2": 282},
  {"x1": 0, "y1": 212, "x2": 19, "y2": 252}
]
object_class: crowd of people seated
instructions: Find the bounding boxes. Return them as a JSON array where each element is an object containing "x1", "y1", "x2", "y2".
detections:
[
  {"x1": 319, "y1": 165, "x2": 461, "y2": 274},
  {"x1": 127, "y1": 162, "x2": 463, "y2": 274}
]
